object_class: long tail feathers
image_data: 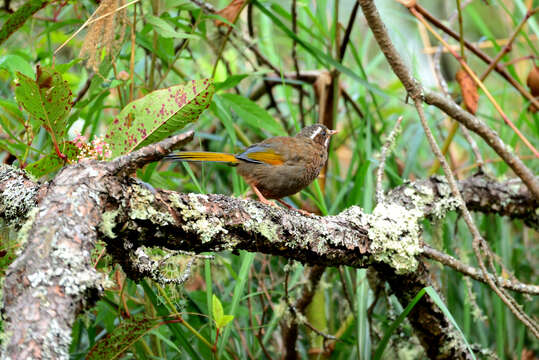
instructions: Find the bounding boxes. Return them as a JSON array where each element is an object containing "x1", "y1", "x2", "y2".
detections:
[{"x1": 165, "y1": 151, "x2": 240, "y2": 164}]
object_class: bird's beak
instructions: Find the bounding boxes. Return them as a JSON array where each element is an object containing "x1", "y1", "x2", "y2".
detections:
[{"x1": 328, "y1": 129, "x2": 338, "y2": 135}]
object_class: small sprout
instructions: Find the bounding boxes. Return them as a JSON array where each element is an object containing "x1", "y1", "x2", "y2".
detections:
[{"x1": 212, "y1": 294, "x2": 234, "y2": 329}]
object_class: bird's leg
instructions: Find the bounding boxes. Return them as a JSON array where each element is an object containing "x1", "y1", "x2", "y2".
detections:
[
  {"x1": 249, "y1": 184, "x2": 279, "y2": 208},
  {"x1": 276, "y1": 199, "x2": 314, "y2": 216},
  {"x1": 249, "y1": 184, "x2": 314, "y2": 216}
]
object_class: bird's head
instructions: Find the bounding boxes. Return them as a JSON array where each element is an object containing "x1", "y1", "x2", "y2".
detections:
[{"x1": 297, "y1": 124, "x2": 338, "y2": 148}]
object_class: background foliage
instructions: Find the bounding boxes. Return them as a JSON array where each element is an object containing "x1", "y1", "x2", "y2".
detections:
[{"x1": 0, "y1": 0, "x2": 537, "y2": 359}]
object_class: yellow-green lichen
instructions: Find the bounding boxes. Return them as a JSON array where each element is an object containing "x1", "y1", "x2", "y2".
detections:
[
  {"x1": 15, "y1": 207, "x2": 39, "y2": 252},
  {"x1": 172, "y1": 193, "x2": 228, "y2": 243},
  {"x1": 242, "y1": 201, "x2": 279, "y2": 241},
  {"x1": 367, "y1": 203, "x2": 422, "y2": 274},
  {"x1": 129, "y1": 184, "x2": 175, "y2": 225},
  {"x1": 100, "y1": 209, "x2": 119, "y2": 238}
]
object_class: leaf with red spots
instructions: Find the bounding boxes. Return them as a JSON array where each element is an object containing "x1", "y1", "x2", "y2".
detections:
[
  {"x1": 25, "y1": 142, "x2": 80, "y2": 178},
  {"x1": 15, "y1": 66, "x2": 72, "y2": 145},
  {"x1": 86, "y1": 315, "x2": 165, "y2": 360},
  {"x1": 106, "y1": 78, "x2": 214, "y2": 158}
]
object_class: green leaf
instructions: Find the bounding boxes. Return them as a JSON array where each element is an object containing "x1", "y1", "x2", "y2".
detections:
[
  {"x1": 219, "y1": 93, "x2": 286, "y2": 136},
  {"x1": 15, "y1": 66, "x2": 72, "y2": 142},
  {"x1": 55, "y1": 58, "x2": 82, "y2": 74},
  {"x1": 25, "y1": 141, "x2": 80, "y2": 178},
  {"x1": 219, "y1": 315, "x2": 234, "y2": 328},
  {"x1": 0, "y1": 55, "x2": 34, "y2": 78},
  {"x1": 212, "y1": 295, "x2": 234, "y2": 329},
  {"x1": 146, "y1": 14, "x2": 199, "y2": 39},
  {"x1": 217, "y1": 252, "x2": 254, "y2": 358},
  {"x1": 0, "y1": 139, "x2": 28, "y2": 157},
  {"x1": 212, "y1": 294, "x2": 224, "y2": 328},
  {"x1": 214, "y1": 74, "x2": 249, "y2": 91},
  {"x1": 86, "y1": 314, "x2": 162, "y2": 360},
  {"x1": 106, "y1": 78, "x2": 214, "y2": 158}
]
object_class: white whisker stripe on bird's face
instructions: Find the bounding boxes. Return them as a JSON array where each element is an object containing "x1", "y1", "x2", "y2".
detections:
[
  {"x1": 309, "y1": 126, "x2": 322, "y2": 140},
  {"x1": 324, "y1": 136, "x2": 331, "y2": 148}
]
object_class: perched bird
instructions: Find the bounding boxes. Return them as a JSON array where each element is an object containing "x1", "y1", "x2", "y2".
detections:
[{"x1": 166, "y1": 124, "x2": 337, "y2": 211}]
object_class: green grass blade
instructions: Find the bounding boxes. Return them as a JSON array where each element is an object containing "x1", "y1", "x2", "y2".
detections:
[
  {"x1": 373, "y1": 287, "x2": 427, "y2": 360},
  {"x1": 217, "y1": 252, "x2": 255, "y2": 358}
]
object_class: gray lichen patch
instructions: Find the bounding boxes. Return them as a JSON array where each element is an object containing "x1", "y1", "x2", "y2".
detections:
[
  {"x1": 129, "y1": 184, "x2": 175, "y2": 225},
  {"x1": 26, "y1": 242, "x2": 103, "y2": 300},
  {"x1": 20, "y1": 230, "x2": 104, "y2": 360},
  {"x1": 366, "y1": 203, "x2": 423, "y2": 274},
  {"x1": 0, "y1": 165, "x2": 37, "y2": 225},
  {"x1": 403, "y1": 179, "x2": 460, "y2": 219},
  {"x1": 171, "y1": 193, "x2": 229, "y2": 244}
]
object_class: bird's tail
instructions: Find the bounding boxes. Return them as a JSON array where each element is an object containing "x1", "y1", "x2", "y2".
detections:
[{"x1": 165, "y1": 151, "x2": 240, "y2": 164}]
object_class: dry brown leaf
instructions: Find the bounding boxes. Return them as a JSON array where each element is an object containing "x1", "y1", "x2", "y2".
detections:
[
  {"x1": 526, "y1": 65, "x2": 539, "y2": 113},
  {"x1": 526, "y1": 65, "x2": 539, "y2": 95},
  {"x1": 520, "y1": 349, "x2": 537, "y2": 360},
  {"x1": 214, "y1": 0, "x2": 246, "y2": 28},
  {"x1": 455, "y1": 67, "x2": 479, "y2": 115}
]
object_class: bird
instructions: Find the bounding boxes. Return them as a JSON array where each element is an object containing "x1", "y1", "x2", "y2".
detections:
[{"x1": 166, "y1": 124, "x2": 337, "y2": 212}]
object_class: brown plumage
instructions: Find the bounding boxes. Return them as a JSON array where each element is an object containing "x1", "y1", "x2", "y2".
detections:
[{"x1": 166, "y1": 124, "x2": 337, "y2": 210}]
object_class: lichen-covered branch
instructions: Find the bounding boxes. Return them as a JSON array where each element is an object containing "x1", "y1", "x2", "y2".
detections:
[
  {"x1": 0, "y1": 133, "x2": 197, "y2": 360},
  {"x1": 0, "y1": 134, "x2": 536, "y2": 359}
]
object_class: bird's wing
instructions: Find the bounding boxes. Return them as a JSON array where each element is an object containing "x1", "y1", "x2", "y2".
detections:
[{"x1": 236, "y1": 144, "x2": 285, "y2": 165}]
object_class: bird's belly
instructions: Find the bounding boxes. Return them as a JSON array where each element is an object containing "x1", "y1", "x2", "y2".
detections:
[{"x1": 237, "y1": 162, "x2": 321, "y2": 199}]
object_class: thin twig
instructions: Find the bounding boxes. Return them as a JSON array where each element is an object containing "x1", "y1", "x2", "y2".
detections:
[
  {"x1": 72, "y1": 75, "x2": 94, "y2": 107},
  {"x1": 423, "y1": 245, "x2": 539, "y2": 294},
  {"x1": 412, "y1": 3, "x2": 539, "y2": 109},
  {"x1": 375, "y1": 116, "x2": 403, "y2": 204},
  {"x1": 129, "y1": 3, "x2": 136, "y2": 102},
  {"x1": 359, "y1": 0, "x2": 539, "y2": 339},
  {"x1": 410, "y1": 7, "x2": 539, "y2": 159},
  {"x1": 460, "y1": 126, "x2": 484, "y2": 169},
  {"x1": 481, "y1": 7, "x2": 538, "y2": 80},
  {"x1": 291, "y1": 0, "x2": 305, "y2": 127},
  {"x1": 415, "y1": 98, "x2": 539, "y2": 339},
  {"x1": 339, "y1": 0, "x2": 360, "y2": 62},
  {"x1": 456, "y1": 0, "x2": 466, "y2": 61}
]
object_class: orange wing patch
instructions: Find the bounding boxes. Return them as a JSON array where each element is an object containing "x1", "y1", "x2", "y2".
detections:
[{"x1": 243, "y1": 150, "x2": 284, "y2": 165}]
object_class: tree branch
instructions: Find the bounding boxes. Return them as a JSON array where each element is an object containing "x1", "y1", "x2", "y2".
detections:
[{"x1": 0, "y1": 136, "x2": 536, "y2": 359}]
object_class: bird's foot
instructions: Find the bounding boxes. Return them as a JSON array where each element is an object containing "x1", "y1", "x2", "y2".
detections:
[
  {"x1": 249, "y1": 184, "x2": 313, "y2": 216},
  {"x1": 276, "y1": 199, "x2": 315, "y2": 216}
]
